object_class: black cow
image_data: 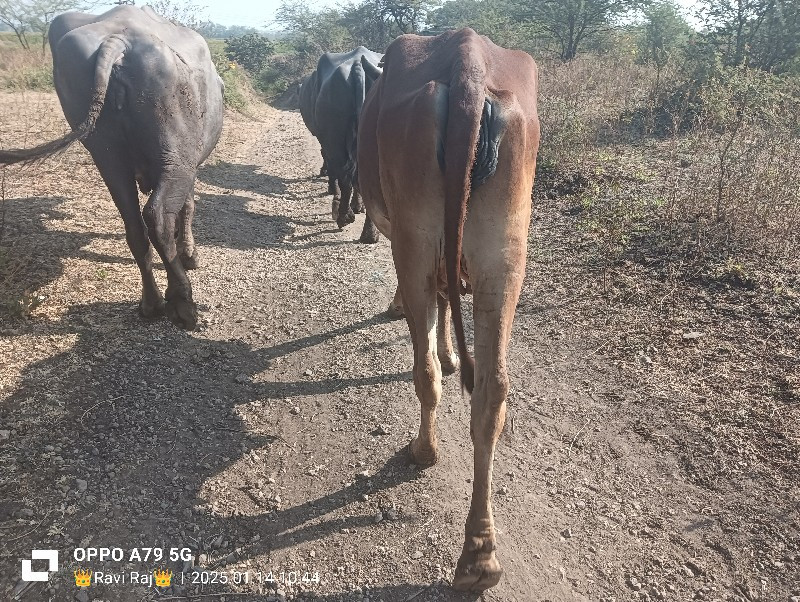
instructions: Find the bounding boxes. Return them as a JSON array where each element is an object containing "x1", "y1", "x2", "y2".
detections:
[
  {"x1": 298, "y1": 47, "x2": 382, "y2": 242},
  {"x1": 298, "y1": 73, "x2": 328, "y2": 179},
  {"x1": 0, "y1": 6, "x2": 224, "y2": 329}
]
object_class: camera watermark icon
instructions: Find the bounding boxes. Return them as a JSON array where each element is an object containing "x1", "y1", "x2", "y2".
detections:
[{"x1": 21, "y1": 550, "x2": 59, "y2": 582}]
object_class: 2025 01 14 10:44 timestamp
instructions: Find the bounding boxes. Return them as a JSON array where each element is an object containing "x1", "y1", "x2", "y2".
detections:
[{"x1": 186, "y1": 569, "x2": 321, "y2": 586}]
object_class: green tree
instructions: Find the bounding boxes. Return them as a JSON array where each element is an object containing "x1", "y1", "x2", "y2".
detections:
[
  {"x1": 639, "y1": 0, "x2": 693, "y2": 67},
  {"x1": 0, "y1": 0, "x2": 89, "y2": 51},
  {"x1": 429, "y1": 0, "x2": 535, "y2": 50},
  {"x1": 225, "y1": 32, "x2": 275, "y2": 73},
  {"x1": 700, "y1": 0, "x2": 775, "y2": 66},
  {"x1": 148, "y1": 0, "x2": 206, "y2": 29},
  {"x1": 516, "y1": 0, "x2": 642, "y2": 60}
]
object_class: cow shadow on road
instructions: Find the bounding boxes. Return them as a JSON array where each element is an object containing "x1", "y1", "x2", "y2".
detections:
[
  {"x1": 0, "y1": 301, "x2": 423, "y2": 599},
  {"x1": 198, "y1": 161, "x2": 289, "y2": 196},
  {"x1": 196, "y1": 192, "x2": 294, "y2": 251},
  {"x1": 0, "y1": 195, "x2": 131, "y2": 322}
]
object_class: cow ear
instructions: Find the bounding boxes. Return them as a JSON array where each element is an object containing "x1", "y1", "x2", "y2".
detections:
[{"x1": 361, "y1": 55, "x2": 382, "y2": 83}]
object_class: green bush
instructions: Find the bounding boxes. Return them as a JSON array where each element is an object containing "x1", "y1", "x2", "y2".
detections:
[
  {"x1": 225, "y1": 33, "x2": 275, "y2": 74},
  {"x1": 207, "y1": 39, "x2": 249, "y2": 111}
]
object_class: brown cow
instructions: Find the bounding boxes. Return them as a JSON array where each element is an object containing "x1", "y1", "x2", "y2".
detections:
[{"x1": 357, "y1": 29, "x2": 540, "y2": 590}]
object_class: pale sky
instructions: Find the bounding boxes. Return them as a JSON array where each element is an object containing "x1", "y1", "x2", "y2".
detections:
[{"x1": 94, "y1": 0, "x2": 703, "y2": 29}]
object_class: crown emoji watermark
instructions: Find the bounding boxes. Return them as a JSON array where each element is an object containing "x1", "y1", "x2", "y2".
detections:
[
  {"x1": 74, "y1": 568, "x2": 92, "y2": 587},
  {"x1": 153, "y1": 568, "x2": 172, "y2": 588}
]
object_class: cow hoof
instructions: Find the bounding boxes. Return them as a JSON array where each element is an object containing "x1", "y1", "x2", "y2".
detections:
[
  {"x1": 336, "y1": 211, "x2": 355, "y2": 229},
  {"x1": 386, "y1": 300, "x2": 404, "y2": 320},
  {"x1": 359, "y1": 229, "x2": 380, "y2": 244},
  {"x1": 166, "y1": 298, "x2": 198, "y2": 330},
  {"x1": 331, "y1": 199, "x2": 340, "y2": 222},
  {"x1": 139, "y1": 297, "x2": 165, "y2": 319},
  {"x1": 180, "y1": 250, "x2": 200, "y2": 270},
  {"x1": 453, "y1": 550, "x2": 502, "y2": 591},
  {"x1": 440, "y1": 352, "x2": 460, "y2": 375},
  {"x1": 408, "y1": 437, "x2": 438, "y2": 467}
]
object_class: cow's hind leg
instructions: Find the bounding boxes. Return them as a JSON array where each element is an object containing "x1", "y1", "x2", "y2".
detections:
[
  {"x1": 452, "y1": 269, "x2": 521, "y2": 590},
  {"x1": 93, "y1": 152, "x2": 163, "y2": 318},
  {"x1": 387, "y1": 286, "x2": 404, "y2": 319},
  {"x1": 336, "y1": 181, "x2": 356, "y2": 229},
  {"x1": 143, "y1": 172, "x2": 198, "y2": 329},
  {"x1": 358, "y1": 214, "x2": 380, "y2": 244},
  {"x1": 453, "y1": 175, "x2": 530, "y2": 592},
  {"x1": 330, "y1": 177, "x2": 341, "y2": 220},
  {"x1": 177, "y1": 189, "x2": 200, "y2": 270},
  {"x1": 393, "y1": 235, "x2": 441, "y2": 467},
  {"x1": 351, "y1": 188, "x2": 364, "y2": 214},
  {"x1": 437, "y1": 294, "x2": 459, "y2": 374}
]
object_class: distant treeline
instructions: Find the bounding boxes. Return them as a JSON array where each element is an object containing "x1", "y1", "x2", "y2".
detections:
[
  {"x1": 220, "y1": 0, "x2": 798, "y2": 97},
  {"x1": 195, "y1": 22, "x2": 276, "y2": 40}
]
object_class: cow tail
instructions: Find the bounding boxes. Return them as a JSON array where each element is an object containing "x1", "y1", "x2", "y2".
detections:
[
  {"x1": 443, "y1": 57, "x2": 487, "y2": 395},
  {"x1": 0, "y1": 35, "x2": 126, "y2": 166},
  {"x1": 344, "y1": 59, "x2": 366, "y2": 186}
]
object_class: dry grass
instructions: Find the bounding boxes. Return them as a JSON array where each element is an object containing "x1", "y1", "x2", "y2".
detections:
[
  {"x1": 0, "y1": 35, "x2": 53, "y2": 91},
  {"x1": 530, "y1": 52, "x2": 800, "y2": 540}
]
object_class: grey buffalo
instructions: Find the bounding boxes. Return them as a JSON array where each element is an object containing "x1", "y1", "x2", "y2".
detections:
[
  {"x1": 298, "y1": 47, "x2": 382, "y2": 242},
  {"x1": 0, "y1": 5, "x2": 224, "y2": 329}
]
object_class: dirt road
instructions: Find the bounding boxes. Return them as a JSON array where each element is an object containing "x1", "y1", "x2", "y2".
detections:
[{"x1": 1, "y1": 92, "x2": 797, "y2": 601}]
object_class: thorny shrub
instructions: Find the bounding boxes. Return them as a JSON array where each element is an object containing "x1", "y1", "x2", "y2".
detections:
[
  {"x1": 0, "y1": 38, "x2": 53, "y2": 91},
  {"x1": 537, "y1": 51, "x2": 800, "y2": 268}
]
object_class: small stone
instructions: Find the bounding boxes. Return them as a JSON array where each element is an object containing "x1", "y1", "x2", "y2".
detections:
[
  {"x1": 682, "y1": 331, "x2": 704, "y2": 340},
  {"x1": 75, "y1": 590, "x2": 89, "y2": 602},
  {"x1": 0, "y1": 430, "x2": 10, "y2": 440},
  {"x1": 561, "y1": 527, "x2": 572, "y2": 538},
  {"x1": 498, "y1": 485, "x2": 509, "y2": 495},
  {"x1": 303, "y1": 369, "x2": 313, "y2": 377},
  {"x1": 373, "y1": 511, "x2": 384, "y2": 523},
  {"x1": 75, "y1": 479, "x2": 88, "y2": 492},
  {"x1": 372, "y1": 424, "x2": 390, "y2": 435},
  {"x1": 683, "y1": 561, "x2": 702, "y2": 577},
  {"x1": 412, "y1": 550, "x2": 423, "y2": 559},
  {"x1": 627, "y1": 576, "x2": 642, "y2": 591},
  {"x1": 290, "y1": 406, "x2": 301, "y2": 415}
]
